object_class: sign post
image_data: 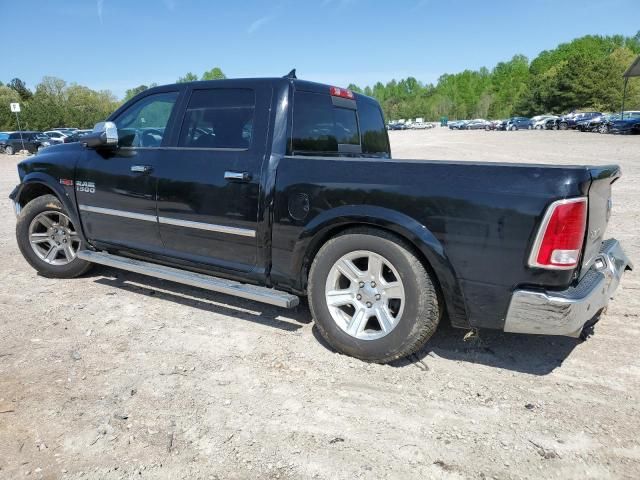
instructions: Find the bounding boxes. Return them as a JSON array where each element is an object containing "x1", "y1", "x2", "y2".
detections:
[{"x1": 10, "y1": 103, "x2": 25, "y2": 151}]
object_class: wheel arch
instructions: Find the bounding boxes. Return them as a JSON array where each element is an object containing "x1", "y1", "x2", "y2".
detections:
[
  {"x1": 295, "y1": 206, "x2": 469, "y2": 328},
  {"x1": 13, "y1": 173, "x2": 87, "y2": 243}
]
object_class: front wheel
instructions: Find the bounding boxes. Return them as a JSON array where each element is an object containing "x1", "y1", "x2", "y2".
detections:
[
  {"x1": 558, "y1": 122, "x2": 568, "y2": 130},
  {"x1": 5, "y1": 145, "x2": 14, "y2": 155},
  {"x1": 16, "y1": 195, "x2": 92, "y2": 278},
  {"x1": 511, "y1": 125, "x2": 518, "y2": 131},
  {"x1": 308, "y1": 228, "x2": 440, "y2": 363}
]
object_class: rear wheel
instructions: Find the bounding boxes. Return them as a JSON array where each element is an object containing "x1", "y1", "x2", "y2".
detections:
[
  {"x1": 308, "y1": 228, "x2": 440, "y2": 363},
  {"x1": 16, "y1": 195, "x2": 92, "y2": 278}
]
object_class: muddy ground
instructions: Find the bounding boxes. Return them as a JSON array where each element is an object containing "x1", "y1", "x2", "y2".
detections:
[{"x1": 0, "y1": 128, "x2": 638, "y2": 479}]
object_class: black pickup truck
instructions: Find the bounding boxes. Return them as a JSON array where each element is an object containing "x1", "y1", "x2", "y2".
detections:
[{"x1": 9, "y1": 75, "x2": 632, "y2": 363}]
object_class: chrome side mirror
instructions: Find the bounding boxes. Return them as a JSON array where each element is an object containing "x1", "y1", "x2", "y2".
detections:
[
  {"x1": 84, "y1": 121, "x2": 118, "y2": 148},
  {"x1": 93, "y1": 121, "x2": 118, "y2": 145}
]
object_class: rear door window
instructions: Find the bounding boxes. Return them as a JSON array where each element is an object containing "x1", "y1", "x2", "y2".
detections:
[{"x1": 178, "y1": 88, "x2": 255, "y2": 149}]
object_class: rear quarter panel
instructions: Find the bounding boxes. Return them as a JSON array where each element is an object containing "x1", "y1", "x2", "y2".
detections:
[{"x1": 271, "y1": 156, "x2": 592, "y2": 330}]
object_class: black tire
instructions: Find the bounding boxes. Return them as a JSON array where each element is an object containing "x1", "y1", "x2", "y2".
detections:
[
  {"x1": 512, "y1": 125, "x2": 518, "y2": 131},
  {"x1": 308, "y1": 228, "x2": 440, "y2": 363},
  {"x1": 5, "y1": 145, "x2": 14, "y2": 155},
  {"x1": 558, "y1": 122, "x2": 568, "y2": 130},
  {"x1": 16, "y1": 195, "x2": 92, "y2": 278}
]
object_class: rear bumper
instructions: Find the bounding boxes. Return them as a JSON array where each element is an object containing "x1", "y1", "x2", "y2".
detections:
[{"x1": 504, "y1": 239, "x2": 632, "y2": 337}]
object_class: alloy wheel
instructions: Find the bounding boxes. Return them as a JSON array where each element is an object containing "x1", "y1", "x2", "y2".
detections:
[
  {"x1": 324, "y1": 250, "x2": 405, "y2": 341},
  {"x1": 28, "y1": 211, "x2": 81, "y2": 265}
]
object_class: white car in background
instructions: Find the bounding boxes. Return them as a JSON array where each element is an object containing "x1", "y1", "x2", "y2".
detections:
[
  {"x1": 411, "y1": 121, "x2": 433, "y2": 129},
  {"x1": 531, "y1": 115, "x2": 558, "y2": 129},
  {"x1": 44, "y1": 130, "x2": 72, "y2": 144}
]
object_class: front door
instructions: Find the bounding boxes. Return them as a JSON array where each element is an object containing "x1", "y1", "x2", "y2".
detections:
[
  {"x1": 76, "y1": 90, "x2": 181, "y2": 253},
  {"x1": 155, "y1": 85, "x2": 271, "y2": 274}
]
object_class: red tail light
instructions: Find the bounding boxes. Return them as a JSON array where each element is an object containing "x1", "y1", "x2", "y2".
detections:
[
  {"x1": 528, "y1": 197, "x2": 588, "y2": 269},
  {"x1": 330, "y1": 86, "x2": 355, "y2": 100}
]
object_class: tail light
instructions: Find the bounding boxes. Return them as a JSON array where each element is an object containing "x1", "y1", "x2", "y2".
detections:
[
  {"x1": 330, "y1": 86, "x2": 354, "y2": 100},
  {"x1": 528, "y1": 197, "x2": 588, "y2": 269}
]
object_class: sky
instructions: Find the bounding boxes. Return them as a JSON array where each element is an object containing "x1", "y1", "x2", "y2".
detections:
[{"x1": 2, "y1": 0, "x2": 639, "y2": 99}]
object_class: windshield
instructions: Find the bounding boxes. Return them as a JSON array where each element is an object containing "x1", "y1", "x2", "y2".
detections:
[{"x1": 0, "y1": 133, "x2": 8, "y2": 140}]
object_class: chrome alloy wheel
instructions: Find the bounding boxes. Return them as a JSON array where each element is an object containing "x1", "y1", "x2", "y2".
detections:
[
  {"x1": 28, "y1": 211, "x2": 81, "y2": 265},
  {"x1": 324, "y1": 250, "x2": 405, "y2": 340}
]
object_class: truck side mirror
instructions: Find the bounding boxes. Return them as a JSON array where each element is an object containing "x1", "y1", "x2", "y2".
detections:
[{"x1": 83, "y1": 121, "x2": 118, "y2": 149}]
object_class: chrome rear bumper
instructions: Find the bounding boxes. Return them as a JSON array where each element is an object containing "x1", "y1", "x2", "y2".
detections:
[{"x1": 504, "y1": 239, "x2": 632, "y2": 337}]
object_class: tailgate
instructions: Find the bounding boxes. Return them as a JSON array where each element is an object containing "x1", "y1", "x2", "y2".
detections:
[{"x1": 580, "y1": 165, "x2": 621, "y2": 277}]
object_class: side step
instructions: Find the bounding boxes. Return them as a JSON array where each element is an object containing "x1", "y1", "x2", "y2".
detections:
[{"x1": 77, "y1": 250, "x2": 300, "y2": 309}]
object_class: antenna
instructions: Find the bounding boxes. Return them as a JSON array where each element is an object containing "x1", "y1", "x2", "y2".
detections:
[{"x1": 284, "y1": 69, "x2": 297, "y2": 79}]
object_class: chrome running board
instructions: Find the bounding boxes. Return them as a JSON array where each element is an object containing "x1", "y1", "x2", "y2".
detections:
[{"x1": 77, "y1": 250, "x2": 300, "y2": 309}]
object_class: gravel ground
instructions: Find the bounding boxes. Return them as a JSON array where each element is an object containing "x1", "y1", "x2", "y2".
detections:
[{"x1": 0, "y1": 128, "x2": 638, "y2": 480}]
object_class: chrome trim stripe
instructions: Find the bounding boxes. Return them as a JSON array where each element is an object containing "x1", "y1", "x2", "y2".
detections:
[
  {"x1": 79, "y1": 205, "x2": 157, "y2": 223},
  {"x1": 158, "y1": 216, "x2": 256, "y2": 238},
  {"x1": 78, "y1": 204, "x2": 256, "y2": 237}
]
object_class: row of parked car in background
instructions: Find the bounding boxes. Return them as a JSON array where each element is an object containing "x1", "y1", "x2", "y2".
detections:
[
  {"x1": 442, "y1": 111, "x2": 640, "y2": 134},
  {"x1": 387, "y1": 118, "x2": 437, "y2": 130},
  {"x1": 0, "y1": 127, "x2": 92, "y2": 155}
]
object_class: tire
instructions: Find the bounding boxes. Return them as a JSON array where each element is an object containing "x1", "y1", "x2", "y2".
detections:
[
  {"x1": 558, "y1": 122, "x2": 568, "y2": 130},
  {"x1": 5, "y1": 145, "x2": 14, "y2": 155},
  {"x1": 308, "y1": 228, "x2": 440, "y2": 363},
  {"x1": 511, "y1": 125, "x2": 518, "y2": 131},
  {"x1": 16, "y1": 195, "x2": 92, "y2": 278}
]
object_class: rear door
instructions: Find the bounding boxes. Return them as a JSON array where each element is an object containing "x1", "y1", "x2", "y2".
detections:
[
  {"x1": 76, "y1": 89, "x2": 181, "y2": 253},
  {"x1": 154, "y1": 84, "x2": 271, "y2": 274}
]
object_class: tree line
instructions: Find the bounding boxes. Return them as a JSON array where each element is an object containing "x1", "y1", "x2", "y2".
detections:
[
  {"x1": 348, "y1": 33, "x2": 640, "y2": 121},
  {"x1": 0, "y1": 67, "x2": 227, "y2": 131},
  {"x1": 2, "y1": 32, "x2": 639, "y2": 131}
]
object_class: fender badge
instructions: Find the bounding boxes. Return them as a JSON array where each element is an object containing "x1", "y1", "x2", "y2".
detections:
[{"x1": 59, "y1": 179, "x2": 74, "y2": 186}]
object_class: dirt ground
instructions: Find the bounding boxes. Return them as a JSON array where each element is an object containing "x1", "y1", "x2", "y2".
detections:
[{"x1": 0, "y1": 128, "x2": 638, "y2": 480}]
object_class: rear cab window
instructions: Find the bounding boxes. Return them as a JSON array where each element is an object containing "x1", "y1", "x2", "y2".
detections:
[{"x1": 290, "y1": 87, "x2": 390, "y2": 158}]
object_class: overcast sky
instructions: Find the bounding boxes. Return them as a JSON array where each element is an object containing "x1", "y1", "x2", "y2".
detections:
[{"x1": 3, "y1": 0, "x2": 639, "y2": 98}]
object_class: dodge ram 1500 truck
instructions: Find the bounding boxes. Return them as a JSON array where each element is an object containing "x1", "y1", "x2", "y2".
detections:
[{"x1": 9, "y1": 75, "x2": 632, "y2": 363}]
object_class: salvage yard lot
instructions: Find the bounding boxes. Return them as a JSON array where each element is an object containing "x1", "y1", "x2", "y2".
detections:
[{"x1": 0, "y1": 128, "x2": 638, "y2": 479}]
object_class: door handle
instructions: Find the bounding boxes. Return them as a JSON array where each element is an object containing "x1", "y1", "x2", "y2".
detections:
[
  {"x1": 224, "y1": 171, "x2": 251, "y2": 182},
  {"x1": 131, "y1": 165, "x2": 153, "y2": 174}
]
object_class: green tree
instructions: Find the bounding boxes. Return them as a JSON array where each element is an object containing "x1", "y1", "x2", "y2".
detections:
[
  {"x1": 8, "y1": 78, "x2": 33, "y2": 101},
  {"x1": 124, "y1": 85, "x2": 149, "y2": 101},
  {"x1": 0, "y1": 85, "x2": 21, "y2": 130},
  {"x1": 201, "y1": 67, "x2": 226, "y2": 80},
  {"x1": 177, "y1": 72, "x2": 199, "y2": 83}
]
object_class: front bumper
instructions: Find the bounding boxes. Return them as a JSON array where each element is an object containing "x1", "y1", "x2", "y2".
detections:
[
  {"x1": 9, "y1": 185, "x2": 21, "y2": 217},
  {"x1": 504, "y1": 239, "x2": 632, "y2": 337}
]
